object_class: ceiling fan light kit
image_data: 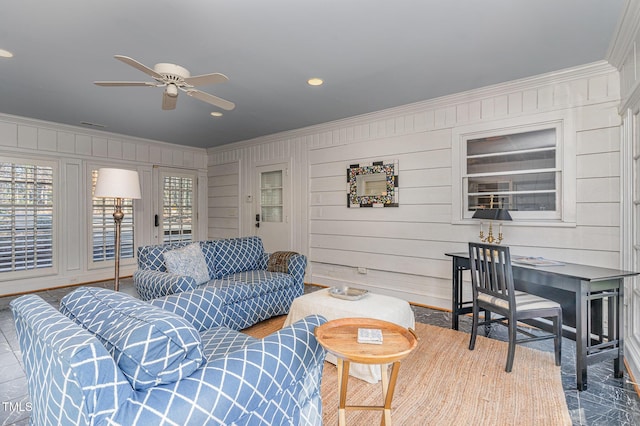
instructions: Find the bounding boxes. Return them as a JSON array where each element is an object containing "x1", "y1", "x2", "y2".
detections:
[
  {"x1": 165, "y1": 84, "x2": 178, "y2": 97},
  {"x1": 94, "y1": 55, "x2": 235, "y2": 111}
]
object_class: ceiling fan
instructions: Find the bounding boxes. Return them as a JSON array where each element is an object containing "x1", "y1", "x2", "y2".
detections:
[{"x1": 94, "y1": 55, "x2": 235, "y2": 111}]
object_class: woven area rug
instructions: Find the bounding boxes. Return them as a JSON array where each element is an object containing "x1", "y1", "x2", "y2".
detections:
[{"x1": 242, "y1": 316, "x2": 571, "y2": 426}]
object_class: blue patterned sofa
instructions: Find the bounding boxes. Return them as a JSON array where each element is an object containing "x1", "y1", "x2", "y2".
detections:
[
  {"x1": 11, "y1": 287, "x2": 327, "y2": 426},
  {"x1": 133, "y1": 236, "x2": 306, "y2": 330}
]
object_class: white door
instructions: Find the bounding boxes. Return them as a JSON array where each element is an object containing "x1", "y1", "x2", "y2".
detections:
[
  {"x1": 154, "y1": 168, "x2": 197, "y2": 243},
  {"x1": 255, "y1": 163, "x2": 290, "y2": 252}
]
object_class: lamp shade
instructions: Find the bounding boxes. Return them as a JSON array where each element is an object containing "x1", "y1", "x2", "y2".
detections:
[
  {"x1": 94, "y1": 168, "x2": 141, "y2": 199},
  {"x1": 472, "y1": 208, "x2": 512, "y2": 221}
]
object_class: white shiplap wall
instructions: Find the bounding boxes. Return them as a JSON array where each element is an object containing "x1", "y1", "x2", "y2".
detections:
[
  {"x1": 207, "y1": 137, "x2": 310, "y2": 252},
  {"x1": 208, "y1": 61, "x2": 622, "y2": 310},
  {"x1": 208, "y1": 160, "x2": 240, "y2": 239},
  {"x1": 0, "y1": 113, "x2": 208, "y2": 295}
]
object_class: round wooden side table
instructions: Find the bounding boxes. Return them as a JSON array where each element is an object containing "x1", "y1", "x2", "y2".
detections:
[{"x1": 314, "y1": 317, "x2": 418, "y2": 426}]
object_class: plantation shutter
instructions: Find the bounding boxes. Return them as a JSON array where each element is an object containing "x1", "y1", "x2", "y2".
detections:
[{"x1": 0, "y1": 162, "x2": 54, "y2": 272}]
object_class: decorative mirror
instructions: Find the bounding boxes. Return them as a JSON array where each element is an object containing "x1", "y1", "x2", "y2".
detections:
[{"x1": 347, "y1": 160, "x2": 399, "y2": 207}]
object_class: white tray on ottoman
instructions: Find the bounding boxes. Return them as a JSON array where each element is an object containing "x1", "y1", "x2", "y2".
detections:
[{"x1": 283, "y1": 287, "x2": 415, "y2": 383}]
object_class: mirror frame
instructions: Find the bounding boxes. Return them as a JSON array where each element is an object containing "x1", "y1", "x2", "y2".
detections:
[{"x1": 347, "y1": 160, "x2": 399, "y2": 208}]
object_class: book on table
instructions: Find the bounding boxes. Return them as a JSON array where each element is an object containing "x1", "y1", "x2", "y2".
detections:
[{"x1": 357, "y1": 328, "x2": 383, "y2": 344}]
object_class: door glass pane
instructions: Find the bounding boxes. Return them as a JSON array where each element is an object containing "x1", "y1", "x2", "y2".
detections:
[
  {"x1": 163, "y1": 175, "x2": 193, "y2": 243},
  {"x1": 261, "y1": 171, "x2": 282, "y2": 223}
]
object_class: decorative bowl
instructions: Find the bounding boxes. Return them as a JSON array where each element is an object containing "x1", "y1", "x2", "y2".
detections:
[{"x1": 328, "y1": 286, "x2": 368, "y2": 301}]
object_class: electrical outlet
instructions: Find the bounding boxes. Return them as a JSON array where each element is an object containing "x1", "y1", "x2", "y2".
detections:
[{"x1": 357, "y1": 267, "x2": 367, "y2": 274}]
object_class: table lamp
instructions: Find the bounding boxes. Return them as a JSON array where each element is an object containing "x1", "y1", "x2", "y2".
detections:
[
  {"x1": 472, "y1": 208, "x2": 512, "y2": 244},
  {"x1": 94, "y1": 168, "x2": 141, "y2": 291}
]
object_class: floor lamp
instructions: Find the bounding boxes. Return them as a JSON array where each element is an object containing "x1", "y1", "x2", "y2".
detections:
[{"x1": 94, "y1": 168, "x2": 141, "y2": 291}]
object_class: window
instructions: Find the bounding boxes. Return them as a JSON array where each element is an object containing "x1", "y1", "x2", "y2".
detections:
[
  {"x1": 162, "y1": 175, "x2": 193, "y2": 243},
  {"x1": 260, "y1": 170, "x2": 283, "y2": 222},
  {"x1": 90, "y1": 169, "x2": 135, "y2": 263},
  {"x1": 0, "y1": 159, "x2": 55, "y2": 275},
  {"x1": 461, "y1": 124, "x2": 563, "y2": 221}
]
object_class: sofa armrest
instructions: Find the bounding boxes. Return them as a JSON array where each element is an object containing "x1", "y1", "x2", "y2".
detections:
[
  {"x1": 11, "y1": 295, "x2": 133, "y2": 426},
  {"x1": 133, "y1": 269, "x2": 197, "y2": 301},
  {"x1": 111, "y1": 315, "x2": 327, "y2": 426},
  {"x1": 277, "y1": 252, "x2": 307, "y2": 289},
  {"x1": 149, "y1": 287, "x2": 228, "y2": 332}
]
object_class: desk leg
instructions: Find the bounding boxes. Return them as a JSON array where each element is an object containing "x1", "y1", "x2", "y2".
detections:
[
  {"x1": 614, "y1": 279, "x2": 624, "y2": 378},
  {"x1": 452, "y1": 259, "x2": 463, "y2": 330},
  {"x1": 337, "y1": 359, "x2": 350, "y2": 426},
  {"x1": 576, "y1": 282, "x2": 588, "y2": 391}
]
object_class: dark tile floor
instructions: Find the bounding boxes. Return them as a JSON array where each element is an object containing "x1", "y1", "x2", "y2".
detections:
[{"x1": 0, "y1": 280, "x2": 639, "y2": 425}]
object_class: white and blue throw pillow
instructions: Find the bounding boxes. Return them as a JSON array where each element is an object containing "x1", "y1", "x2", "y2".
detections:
[{"x1": 163, "y1": 242, "x2": 210, "y2": 285}]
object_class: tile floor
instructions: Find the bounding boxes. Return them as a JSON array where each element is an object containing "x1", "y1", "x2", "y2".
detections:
[{"x1": 0, "y1": 280, "x2": 639, "y2": 425}]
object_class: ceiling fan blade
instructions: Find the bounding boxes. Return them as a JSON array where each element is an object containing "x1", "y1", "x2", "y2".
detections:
[
  {"x1": 114, "y1": 55, "x2": 164, "y2": 80},
  {"x1": 185, "y1": 89, "x2": 235, "y2": 111},
  {"x1": 94, "y1": 81, "x2": 158, "y2": 87},
  {"x1": 162, "y1": 91, "x2": 178, "y2": 110},
  {"x1": 183, "y1": 73, "x2": 229, "y2": 87}
]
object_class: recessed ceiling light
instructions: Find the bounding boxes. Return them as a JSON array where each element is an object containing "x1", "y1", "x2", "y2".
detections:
[
  {"x1": 0, "y1": 49, "x2": 14, "y2": 58},
  {"x1": 210, "y1": 112, "x2": 223, "y2": 117},
  {"x1": 307, "y1": 78, "x2": 323, "y2": 86}
]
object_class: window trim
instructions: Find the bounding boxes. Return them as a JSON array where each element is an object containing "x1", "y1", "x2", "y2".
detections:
[
  {"x1": 0, "y1": 155, "x2": 59, "y2": 281},
  {"x1": 452, "y1": 111, "x2": 576, "y2": 226}
]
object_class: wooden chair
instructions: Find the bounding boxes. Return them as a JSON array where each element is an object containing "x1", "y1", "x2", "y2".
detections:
[{"x1": 468, "y1": 242, "x2": 562, "y2": 372}]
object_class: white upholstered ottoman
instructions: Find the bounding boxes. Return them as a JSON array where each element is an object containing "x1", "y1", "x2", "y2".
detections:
[{"x1": 283, "y1": 287, "x2": 415, "y2": 383}]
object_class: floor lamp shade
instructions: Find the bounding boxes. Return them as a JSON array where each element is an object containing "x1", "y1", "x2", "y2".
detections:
[
  {"x1": 94, "y1": 168, "x2": 141, "y2": 199},
  {"x1": 94, "y1": 168, "x2": 141, "y2": 291}
]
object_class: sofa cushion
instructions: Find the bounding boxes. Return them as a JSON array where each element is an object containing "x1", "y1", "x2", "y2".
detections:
[
  {"x1": 137, "y1": 241, "x2": 191, "y2": 272},
  {"x1": 60, "y1": 287, "x2": 203, "y2": 391},
  {"x1": 163, "y1": 242, "x2": 210, "y2": 285},
  {"x1": 214, "y1": 236, "x2": 265, "y2": 277}
]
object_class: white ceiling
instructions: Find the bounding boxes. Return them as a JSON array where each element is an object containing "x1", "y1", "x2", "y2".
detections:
[{"x1": 0, "y1": 0, "x2": 625, "y2": 149}]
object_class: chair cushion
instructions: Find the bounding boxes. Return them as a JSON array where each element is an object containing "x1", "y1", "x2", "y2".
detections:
[
  {"x1": 478, "y1": 290, "x2": 561, "y2": 311},
  {"x1": 163, "y1": 242, "x2": 210, "y2": 285},
  {"x1": 214, "y1": 236, "x2": 264, "y2": 277},
  {"x1": 60, "y1": 287, "x2": 204, "y2": 391}
]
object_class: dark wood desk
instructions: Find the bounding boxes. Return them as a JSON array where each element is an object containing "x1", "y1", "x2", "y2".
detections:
[{"x1": 446, "y1": 251, "x2": 638, "y2": 391}]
